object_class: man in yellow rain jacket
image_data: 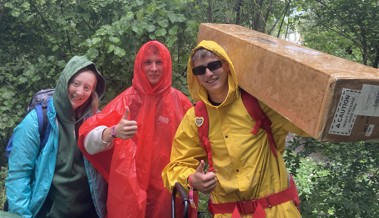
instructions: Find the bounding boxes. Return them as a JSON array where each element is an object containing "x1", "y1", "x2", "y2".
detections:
[{"x1": 162, "y1": 40, "x2": 308, "y2": 218}]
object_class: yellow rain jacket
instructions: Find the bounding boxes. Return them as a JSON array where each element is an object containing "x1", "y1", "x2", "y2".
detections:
[{"x1": 162, "y1": 40, "x2": 306, "y2": 218}]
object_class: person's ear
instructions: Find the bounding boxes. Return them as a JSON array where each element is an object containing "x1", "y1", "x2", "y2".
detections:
[{"x1": 223, "y1": 61, "x2": 230, "y2": 72}]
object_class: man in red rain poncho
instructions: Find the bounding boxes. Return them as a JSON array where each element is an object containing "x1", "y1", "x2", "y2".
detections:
[{"x1": 77, "y1": 40, "x2": 192, "y2": 218}]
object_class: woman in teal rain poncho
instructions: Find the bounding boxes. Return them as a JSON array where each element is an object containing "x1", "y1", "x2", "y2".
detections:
[{"x1": 6, "y1": 56, "x2": 107, "y2": 218}]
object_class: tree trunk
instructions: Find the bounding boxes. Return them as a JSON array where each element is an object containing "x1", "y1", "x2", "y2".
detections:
[
  {"x1": 373, "y1": 46, "x2": 379, "y2": 68},
  {"x1": 234, "y1": 0, "x2": 242, "y2": 24},
  {"x1": 207, "y1": 0, "x2": 214, "y2": 22},
  {"x1": 277, "y1": 0, "x2": 291, "y2": 38},
  {"x1": 263, "y1": 0, "x2": 274, "y2": 33}
]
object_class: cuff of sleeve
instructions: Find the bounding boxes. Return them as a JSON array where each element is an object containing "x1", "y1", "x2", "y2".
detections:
[
  {"x1": 102, "y1": 127, "x2": 113, "y2": 143},
  {"x1": 84, "y1": 126, "x2": 113, "y2": 155},
  {"x1": 187, "y1": 174, "x2": 197, "y2": 191}
]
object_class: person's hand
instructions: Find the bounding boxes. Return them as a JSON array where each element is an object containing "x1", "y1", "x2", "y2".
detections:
[
  {"x1": 190, "y1": 160, "x2": 217, "y2": 194},
  {"x1": 114, "y1": 106, "x2": 138, "y2": 139}
]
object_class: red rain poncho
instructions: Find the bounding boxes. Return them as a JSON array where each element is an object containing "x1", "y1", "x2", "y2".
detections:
[{"x1": 78, "y1": 41, "x2": 192, "y2": 218}]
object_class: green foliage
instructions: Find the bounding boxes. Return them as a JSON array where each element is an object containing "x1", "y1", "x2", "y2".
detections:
[
  {"x1": 198, "y1": 192, "x2": 211, "y2": 218},
  {"x1": 0, "y1": 0, "x2": 194, "y2": 152},
  {"x1": 301, "y1": 28, "x2": 362, "y2": 63},
  {"x1": 0, "y1": 166, "x2": 6, "y2": 209},
  {"x1": 297, "y1": 0, "x2": 379, "y2": 68},
  {"x1": 1, "y1": 0, "x2": 379, "y2": 216},
  {"x1": 285, "y1": 137, "x2": 379, "y2": 217},
  {"x1": 182, "y1": 0, "x2": 294, "y2": 35},
  {"x1": 78, "y1": 0, "x2": 196, "y2": 98}
]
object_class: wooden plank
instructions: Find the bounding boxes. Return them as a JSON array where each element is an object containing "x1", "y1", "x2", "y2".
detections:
[{"x1": 197, "y1": 23, "x2": 379, "y2": 142}]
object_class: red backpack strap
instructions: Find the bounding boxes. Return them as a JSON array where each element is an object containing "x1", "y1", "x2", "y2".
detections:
[
  {"x1": 240, "y1": 88, "x2": 278, "y2": 158},
  {"x1": 194, "y1": 101, "x2": 214, "y2": 172}
]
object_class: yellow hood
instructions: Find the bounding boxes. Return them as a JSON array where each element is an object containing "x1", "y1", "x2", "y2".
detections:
[{"x1": 187, "y1": 40, "x2": 239, "y2": 104}]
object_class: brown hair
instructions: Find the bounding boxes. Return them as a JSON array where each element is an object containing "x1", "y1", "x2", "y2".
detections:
[{"x1": 192, "y1": 48, "x2": 217, "y2": 62}]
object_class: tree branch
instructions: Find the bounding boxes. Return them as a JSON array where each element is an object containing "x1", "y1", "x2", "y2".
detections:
[{"x1": 28, "y1": 0, "x2": 53, "y2": 34}]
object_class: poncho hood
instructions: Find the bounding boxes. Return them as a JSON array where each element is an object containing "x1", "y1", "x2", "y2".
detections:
[
  {"x1": 132, "y1": 40, "x2": 172, "y2": 96},
  {"x1": 53, "y1": 55, "x2": 106, "y2": 123},
  {"x1": 186, "y1": 40, "x2": 239, "y2": 104}
]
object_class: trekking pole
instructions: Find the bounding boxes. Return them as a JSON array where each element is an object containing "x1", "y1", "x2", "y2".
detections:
[{"x1": 171, "y1": 182, "x2": 189, "y2": 218}]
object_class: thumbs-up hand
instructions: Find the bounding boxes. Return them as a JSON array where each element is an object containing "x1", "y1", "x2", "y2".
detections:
[
  {"x1": 123, "y1": 106, "x2": 130, "y2": 120},
  {"x1": 113, "y1": 106, "x2": 138, "y2": 139},
  {"x1": 189, "y1": 160, "x2": 217, "y2": 194}
]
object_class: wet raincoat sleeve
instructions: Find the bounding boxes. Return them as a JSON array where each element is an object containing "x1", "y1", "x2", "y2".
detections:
[
  {"x1": 6, "y1": 111, "x2": 41, "y2": 218},
  {"x1": 78, "y1": 92, "x2": 128, "y2": 182},
  {"x1": 162, "y1": 107, "x2": 207, "y2": 191}
]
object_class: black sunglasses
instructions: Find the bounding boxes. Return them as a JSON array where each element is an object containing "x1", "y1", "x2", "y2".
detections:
[{"x1": 192, "y1": 60, "x2": 223, "y2": 75}]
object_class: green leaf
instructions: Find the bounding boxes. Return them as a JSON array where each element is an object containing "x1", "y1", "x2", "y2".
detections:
[
  {"x1": 1, "y1": 90, "x2": 16, "y2": 99},
  {"x1": 92, "y1": 37, "x2": 102, "y2": 44},
  {"x1": 21, "y1": 2, "x2": 31, "y2": 10},
  {"x1": 125, "y1": 11, "x2": 134, "y2": 20},
  {"x1": 147, "y1": 25, "x2": 156, "y2": 32},
  {"x1": 85, "y1": 48, "x2": 99, "y2": 60},
  {"x1": 168, "y1": 26, "x2": 178, "y2": 35},
  {"x1": 136, "y1": 0, "x2": 143, "y2": 6},
  {"x1": 132, "y1": 25, "x2": 140, "y2": 34},
  {"x1": 11, "y1": 10, "x2": 21, "y2": 17},
  {"x1": 155, "y1": 28, "x2": 167, "y2": 37},
  {"x1": 109, "y1": 36, "x2": 120, "y2": 43},
  {"x1": 158, "y1": 19, "x2": 169, "y2": 28},
  {"x1": 52, "y1": 45, "x2": 59, "y2": 51},
  {"x1": 177, "y1": 15, "x2": 186, "y2": 22},
  {"x1": 167, "y1": 14, "x2": 177, "y2": 23},
  {"x1": 114, "y1": 46, "x2": 126, "y2": 57},
  {"x1": 107, "y1": 44, "x2": 115, "y2": 53}
]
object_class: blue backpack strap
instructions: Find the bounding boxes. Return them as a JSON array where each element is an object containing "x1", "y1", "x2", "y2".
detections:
[
  {"x1": 6, "y1": 95, "x2": 52, "y2": 159},
  {"x1": 5, "y1": 136, "x2": 14, "y2": 158},
  {"x1": 35, "y1": 104, "x2": 44, "y2": 136},
  {"x1": 35, "y1": 104, "x2": 50, "y2": 149}
]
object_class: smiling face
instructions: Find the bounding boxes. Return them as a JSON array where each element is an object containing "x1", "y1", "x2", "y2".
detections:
[
  {"x1": 192, "y1": 55, "x2": 230, "y2": 104},
  {"x1": 142, "y1": 47, "x2": 164, "y2": 87},
  {"x1": 68, "y1": 70, "x2": 97, "y2": 111}
]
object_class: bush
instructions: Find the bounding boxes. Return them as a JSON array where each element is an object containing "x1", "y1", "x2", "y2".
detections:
[
  {"x1": 285, "y1": 137, "x2": 379, "y2": 218},
  {"x1": 0, "y1": 166, "x2": 7, "y2": 209}
]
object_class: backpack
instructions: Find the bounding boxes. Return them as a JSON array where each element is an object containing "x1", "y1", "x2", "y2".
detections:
[
  {"x1": 194, "y1": 88, "x2": 278, "y2": 172},
  {"x1": 3, "y1": 88, "x2": 54, "y2": 212},
  {"x1": 5, "y1": 88, "x2": 54, "y2": 158}
]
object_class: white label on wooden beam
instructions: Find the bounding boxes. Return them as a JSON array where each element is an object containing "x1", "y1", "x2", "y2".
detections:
[{"x1": 329, "y1": 88, "x2": 360, "y2": 135}]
